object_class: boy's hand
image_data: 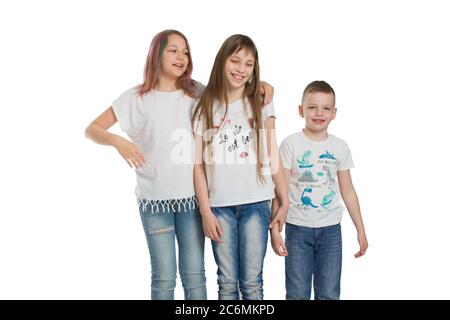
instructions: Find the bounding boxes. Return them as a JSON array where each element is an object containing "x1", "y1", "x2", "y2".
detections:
[
  {"x1": 260, "y1": 81, "x2": 274, "y2": 105},
  {"x1": 269, "y1": 204, "x2": 288, "y2": 232},
  {"x1": 270, "y1": 225, "x2": 288, "y2": 256},
  {"x1": 354, "y1": 230, "x2": 368, "y2": 258},
  {"x1": 202, "y1": 211, "x2": 223, "y2": 243}
]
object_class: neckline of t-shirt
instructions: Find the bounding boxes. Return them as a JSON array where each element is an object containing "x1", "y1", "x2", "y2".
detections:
[
  {"x1": 299, "y1": 130, "x2": 332, "y2": 145},
  {"x1": 152, "y1": 89, "x2": 183, "y2": 95},
  {"x1": 214, "y1": 99, "x2": 249, "y2": 116},
  {"x1": 215, "y1": 98, "x2": 249, "y2": 106}
]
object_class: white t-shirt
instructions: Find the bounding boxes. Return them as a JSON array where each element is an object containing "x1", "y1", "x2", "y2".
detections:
[
  {"x1": 280, "y1": 131, "x2": 354, "y2": 227},
  {"x1": 112, "y1": 85, "x2": 204, "y2": 212},
  {"x1": 193, "y1": 99, "x2": 276, "y2": 207}
]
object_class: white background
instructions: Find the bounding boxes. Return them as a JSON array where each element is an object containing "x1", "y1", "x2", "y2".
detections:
[{"x1": 1, "y1": 0, "x2": 449, "y2": 299}]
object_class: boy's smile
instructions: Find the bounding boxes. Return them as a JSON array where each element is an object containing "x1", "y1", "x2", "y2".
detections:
[{"x1": 312, "y1": 118, "x2": 326, "y2": 125}]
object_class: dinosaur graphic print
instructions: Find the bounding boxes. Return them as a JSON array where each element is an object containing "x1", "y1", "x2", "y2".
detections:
[
  {"x1": 300, "y1": 187, "x2": 318, "y2": 208},
  {"x1": 297, "y1": 151, "x2": 314, "y2": 168},
  {"x1": 319, "y1": 150, "x2": 337, "y2": 160},
  {"x1": 294, "y1": 149, "x2": 340, "y2": 214},
  {"x1": 299, "y1": 170, "x2": 317, "y2": 182},
  {"x1": 321, "y1": 188, "x2": 336, "y2": 208},
  {"x1": 322, "y1": 165, "x2": 335, "y2": 185}
]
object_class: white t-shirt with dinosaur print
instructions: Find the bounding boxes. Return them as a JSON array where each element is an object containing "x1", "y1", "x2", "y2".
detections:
[
  {"x1": 280, "y1": 131, "x2": 354, "y2": 227},
  {"x1": 193, "y1": 99, "x2": 276, "y2": 207}
]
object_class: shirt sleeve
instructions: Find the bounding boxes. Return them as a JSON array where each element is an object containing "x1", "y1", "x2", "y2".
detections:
[
  {"x1": 337, "y1": 140, "x2": 355, "y2": 171},
  {"x1": 279, "y1": 137, "x2": 293, "y2": 170},
  {"x1": 262, "y1": 101, "x2": 276, "y2": 121},
  {"x1": 111, "y1": 87, "x2": 145, "y2": 137}
]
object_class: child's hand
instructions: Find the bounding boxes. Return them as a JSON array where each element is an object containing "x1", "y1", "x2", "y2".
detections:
[
  {"x1": 114, "y1": 136, "x2": 145, "y2": 169},
  {"x1": 269, "y1": 205, "x2": 288, "y2": 232},
  {"x1": 354, "y1": 230, "x2": 368, "y2": 258},
  {"x1": 202, "y1": 211, "x2": 223, "y2": 243},
  {"x1": 270, "y1": 225, "x2": 288, "y2": 257},
  {"x1": 260, "y1": 81, "x2": 274, "y2": 105}
]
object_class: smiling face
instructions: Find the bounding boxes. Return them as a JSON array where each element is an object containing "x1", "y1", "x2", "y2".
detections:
[
  {"x1": 300, "y1": 92, "x2": 336, "y2": 133},
  {"x1": 160, "y1": 34, "x2": 189, "y2": 81},
  {"x1": 224, "y1": 48, "x2": 255, "y2": 92}
]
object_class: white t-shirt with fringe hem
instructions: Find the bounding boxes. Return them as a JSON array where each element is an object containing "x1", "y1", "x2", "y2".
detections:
[{"x1": 112, "y1": 85, "x2": 203, "y2": 213}]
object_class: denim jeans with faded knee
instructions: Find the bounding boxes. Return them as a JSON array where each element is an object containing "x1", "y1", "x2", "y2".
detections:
[
  {"x1": 139, "y1": 200, "x2": 206, "y2": 300},
  {"x1": 211, "y1": 200, "x2": 271, "y2": 300}
]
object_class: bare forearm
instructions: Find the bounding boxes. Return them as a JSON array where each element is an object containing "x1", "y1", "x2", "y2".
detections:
[
  {"x1": 272, "y1": 169, "x2": 288, "y2": 207},
  {"x1": 194, "y1": 164, "x2": 212, "y2": 216},
  {"x1": 85, "y1": 123, "x2": 123, "y2": 148},
  {"x1": 271, "y1": 196, "x2": 280, "y2": 218},
  {"x1": 267, "y1": 128, "x2": 288, "y2": 209},
  {"x1": 342, "y1": 189, "x2": 365, "y2": 232}
]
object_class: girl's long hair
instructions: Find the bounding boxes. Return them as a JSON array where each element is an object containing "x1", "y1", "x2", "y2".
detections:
[
  {"x1": 192, "y1": 34, "x2": 266, "y2": 181},
  {"x1": 137, "y1": 29, "x2": 197, "y2": 97}
]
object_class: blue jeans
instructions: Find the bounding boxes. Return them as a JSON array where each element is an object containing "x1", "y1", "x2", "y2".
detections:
[
  {"x1": 285, "y1": 223, "x2": 342, "y2": 300},
  {"x1": 211, "y1": 200, "x2": 271, "y2": 300},
  {"x1": 139, "y1": 201, "x2": 206, "y2": 300}
]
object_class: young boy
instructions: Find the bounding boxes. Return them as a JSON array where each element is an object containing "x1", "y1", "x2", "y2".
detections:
[{"x1": 270, "y1": 81, "x2": 368, "y2": 300}]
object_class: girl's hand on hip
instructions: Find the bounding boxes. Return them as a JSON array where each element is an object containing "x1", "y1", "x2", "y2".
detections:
[{"x1": 114, "y1": 136, "x2": 146, "y2": 169}]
